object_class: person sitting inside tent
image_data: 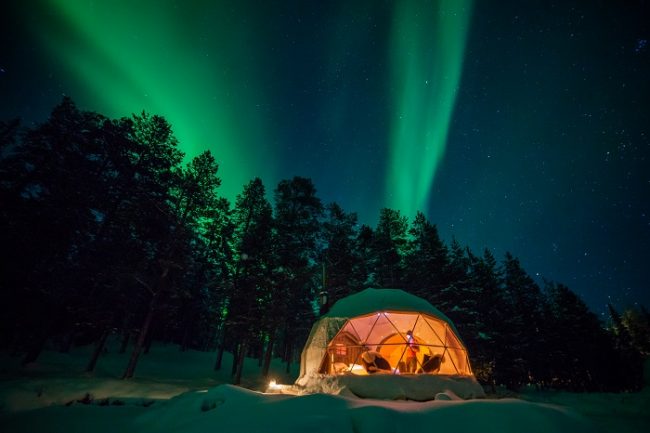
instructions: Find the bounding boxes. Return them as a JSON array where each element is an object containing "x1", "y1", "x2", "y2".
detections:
[
  {"x1": 360, "y1": 350, "x2": 392, "y2": 374},
  {"x1": 418, "y1": 353, "x2": 443, "y2": 374}
]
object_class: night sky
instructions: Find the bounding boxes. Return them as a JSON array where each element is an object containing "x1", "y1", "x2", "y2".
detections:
[{"x1": 2, "y1": 0, "x2": 649, "y2": 315}]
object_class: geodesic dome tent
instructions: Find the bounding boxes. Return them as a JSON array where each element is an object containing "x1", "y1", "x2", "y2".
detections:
[{"x1": 295, "y1": 288, "x2": 484, "y2": 400}]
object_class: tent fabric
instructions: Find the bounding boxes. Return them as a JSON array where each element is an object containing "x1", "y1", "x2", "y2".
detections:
[
  {"x1": 322, "y1": 288, "x2": 465, "y2": 343},
  {"x1": 298, "y1": 317, "x2": 347, "y2": 382},
  {"x1": 324, "y1": 288, "x2": 450, "y2": 321}
]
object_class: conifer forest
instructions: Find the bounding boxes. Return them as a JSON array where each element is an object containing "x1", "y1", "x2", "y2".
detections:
[{"x1": 1, "y1": 99, "x2": 648, "y2": 391}]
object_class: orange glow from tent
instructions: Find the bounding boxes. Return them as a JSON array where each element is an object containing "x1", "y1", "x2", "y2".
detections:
[{"x1": 320, "y1": 311, "x2": 473, "y2": 376}]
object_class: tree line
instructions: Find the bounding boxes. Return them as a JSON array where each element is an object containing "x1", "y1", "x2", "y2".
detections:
[{"x1": 0, "y1": 99, "x2": 647, "y2": 391}]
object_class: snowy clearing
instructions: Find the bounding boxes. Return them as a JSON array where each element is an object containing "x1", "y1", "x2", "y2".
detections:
[{"x1": 1, "y1": 343, "x2": 648, "y2": 433}]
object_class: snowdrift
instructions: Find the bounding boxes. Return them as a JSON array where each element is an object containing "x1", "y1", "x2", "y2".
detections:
[
  {"x1": 296, "y1": 373, "x2": 485, "y2": 400},
  {"x1": 134, "y1": 384, "x2": 602, "y2": 433},
  {"x1": 1, "y1": 345, "x2": 649, "y2": 433}
]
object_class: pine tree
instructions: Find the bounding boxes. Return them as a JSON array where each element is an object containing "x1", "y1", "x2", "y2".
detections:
[
  {"x1": 85, "y1": 113, "x2": 185, "y2": 373},
  {"x1": 465, "y1": 249, "x2": 505, "y2": 389},
  {"x1": 175, "y1": 196, "x2": 234, "y2": 354},
  {"x1": 438, "y1": 238, "x2": 474, "y2": 323},
  {"x1": 497, "y1": 252, "x2": 545, "y2": 388},
  {"x1": 607, "y1": 304, "x2": 644, "y2": 390},
  {"x1": 355, "y1": 224, "x2": 375, "y2": 287},
  {"x1": 123, "y1": 150, "x2": 219, "y2": 379},
  {"x1": 372, "y1": 208, "x2": 408, "y2": 288},
  {"x1": 403, "y1": 211, "x2": 449, "y2": 302},
  {"x1": 200, "y1": 197, "x2": 235, "y2": 354},
  {"x1": 621, "y1": 307, "x2": 650, "y2": 356},
  {"x1": 544, "y1": 283, "x2": 618, "y2": 391},
  {"x1": 1, "y1": 98, "x2": 112, "y2": 363},
  {"x1": 274, "y1": 177, "x2": 323, "y2": 373},
  {"x1": 225, "y1": 178, "x2": 274, "y2": 384},
  {"x1": 321, "y1": 202, "x2": 362, "y2": 307}
]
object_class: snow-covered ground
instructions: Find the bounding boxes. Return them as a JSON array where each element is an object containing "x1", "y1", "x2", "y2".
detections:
[{"x1": 1, "y1": 341, "x2": 648, "y2": 433}]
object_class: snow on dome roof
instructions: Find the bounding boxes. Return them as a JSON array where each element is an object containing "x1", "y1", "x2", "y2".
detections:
[{"x1": 324, "y1": 288, "x2": 454, "y2": 326}]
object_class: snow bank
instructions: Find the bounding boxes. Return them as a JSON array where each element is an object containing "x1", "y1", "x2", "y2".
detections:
[
  {"x1": 0, "y1": 342, "x2": 296, "y2": 413},
  {"x1": 1, "y1": 345, "x2": 648, "y2": 433},
  {"x1": 133, "y1": 384, "x2": 601, "y2": 433},
  {"x1": 518, "y1": 386, "x2": 650, "y2": 433},
  {"x1": 296, "y1": 373, "x2": 485, "y2": 400},
  {"x1": 0, "y1": 377, "x2": 191, "y2": 412}
]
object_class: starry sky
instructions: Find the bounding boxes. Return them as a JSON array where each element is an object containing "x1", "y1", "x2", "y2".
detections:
[{"x1": 2, "y1": 0, "x2": 649, "y2": 315}]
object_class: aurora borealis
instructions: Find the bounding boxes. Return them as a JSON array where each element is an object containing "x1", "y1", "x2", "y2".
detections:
[
  {"x1": 387, "y1": 0, "x2": 472, "y2": 217},
  {"x1": 2, "y1": 0, "x2": 649, "y2": 313},
  {"x1": 21, "y1": 0, "x2": 278, "y2": 198}
]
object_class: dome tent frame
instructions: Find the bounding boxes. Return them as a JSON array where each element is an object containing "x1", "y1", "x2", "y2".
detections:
[
  {"x1": 296, "y1": 288, "x2": 485, "y2": 400},
  {"x1": 320, "y1": 310, "x2": 473, "y2": 376}
]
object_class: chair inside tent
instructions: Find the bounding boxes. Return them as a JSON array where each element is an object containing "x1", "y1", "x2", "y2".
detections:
[{"x1": 319, "y1": 311, "x2": 472, "y2": 376}]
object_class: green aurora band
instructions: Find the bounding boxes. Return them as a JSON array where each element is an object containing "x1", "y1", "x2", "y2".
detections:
[
  {"x1": 387, "y1": 0, "x2": 473, "y2": 217},
  {"x1": 23, "y1": 0, "x2": 472, "y2": 219},
  {"x1": 34, "y1": 0, "x2": 276, "y2": 200}
]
